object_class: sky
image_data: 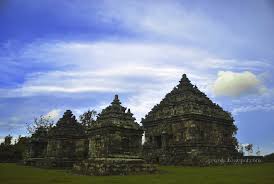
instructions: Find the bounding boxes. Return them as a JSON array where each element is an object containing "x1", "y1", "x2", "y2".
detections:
[{"x1": 0, "y1": 0, "x2": 273, "y2": 155}]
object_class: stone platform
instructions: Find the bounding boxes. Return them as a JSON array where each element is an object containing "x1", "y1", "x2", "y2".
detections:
[
  {"x1": 73, "y1": 158, "x2": 156, "y2": 176},
  {"x1": 24, "y1": 157, "x2": 80, "y2": 168}
]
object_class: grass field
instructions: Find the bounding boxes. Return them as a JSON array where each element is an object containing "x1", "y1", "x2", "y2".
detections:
[{"x1": 1, "y1": 163, "x2": 274, "y2": 184}]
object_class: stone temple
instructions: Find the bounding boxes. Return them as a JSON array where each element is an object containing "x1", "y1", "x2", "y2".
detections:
[
  {"x1": 46, "y1": 110, "x2": 87, "y2": 167},
  {"x1": 141, "y1": 74, "x2": 239, "y2": 165},
  {"x1": 24, "y1": 74, "x2": 240, "y2": 174},
  {"x1": 25, "y1": 110, "x2": 87, "y2": 168},
  {"x1": 73, "y1": 95, "x2": 155, "y2": 175}
]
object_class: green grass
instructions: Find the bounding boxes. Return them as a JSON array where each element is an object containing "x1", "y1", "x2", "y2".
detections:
[{"x1": 1, "y1": 163, "x2": 274, "y2": 184}]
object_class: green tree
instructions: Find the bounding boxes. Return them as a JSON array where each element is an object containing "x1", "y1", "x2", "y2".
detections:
[
  {"x1": 0, "y1": 135, "x2": 30, "y2": 162},
  {"x1": 245, "y1": 144, "x2": 253, "y2": 156},
  {"x1": 14, "y1": 135, "x2": 29, "y2": 160},
  {"x1": 26, "y1": 115, "x2": 54, "y2": 135},
  {"x1": 4, "y1": 134, "x2": 12, "y2": 146},
  {"x1": 230, "y1": 124, "x2": 239, "y2": 152},
  {"x1": 238, "y1": 143, "x2": 244, "y2": 156},
  {"x1": 79, "y1": 109, "x2": 97, "y2": 128},
  {"x1": 256, "y1": 146, "x2": 261, "y2": 156}
]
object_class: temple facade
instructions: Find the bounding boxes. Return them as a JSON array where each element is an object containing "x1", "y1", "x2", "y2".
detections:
[
  {"x1": 73, "y1": 95, "x2": 155, "y2": 175},
  {"x1": 141, "y1": 74, "x2": 239, "y2": 165}
]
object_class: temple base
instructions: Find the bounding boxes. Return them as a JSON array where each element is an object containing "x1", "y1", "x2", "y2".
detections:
[
  {"x1": 73, "y1": 157, "x2": 156, "y2": 176},
  {"x1": 143, "y1": 144, "x2": 241, "y2": 166},
  {"x1": 24, "y1": 157, "x2": 80, "y2": 168}
]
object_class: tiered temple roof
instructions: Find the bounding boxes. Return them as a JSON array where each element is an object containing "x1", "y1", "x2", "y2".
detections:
[
  {"x1": 92, "y1": 95, "x2": 141, "y2": 130},
  {"x1": 49, "y1": 110, "x2": 85, "y2": 138},
  {"x1": 142, "y1": 74, "x2": 233, "y2": 124}
]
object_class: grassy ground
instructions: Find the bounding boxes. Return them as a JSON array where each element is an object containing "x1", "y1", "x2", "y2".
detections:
[{"x1": 0, "y1": 163, "x2": 274, "y2": 184}]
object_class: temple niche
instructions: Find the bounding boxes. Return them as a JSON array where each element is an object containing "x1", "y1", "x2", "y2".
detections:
[
  {"x1": 73, "y1": 95, "x2": 155, "y2": 175},
  {"x1": 141, "y1": 74, "x2": 239, "y2": 165},
  {"x1": 46, "y1": 110, "x2": 87, "y2": 168}
]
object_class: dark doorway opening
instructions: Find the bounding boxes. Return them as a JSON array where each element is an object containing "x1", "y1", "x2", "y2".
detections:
[
  {"x1": 122, "y1": 138, "x2": 129, "y2": 152},
  {"x1": 155, "y1": 157, "x2": 160, "y2": 163},
  {"x1": 155, "y1": 136, "x2": 162, "y2": 148}
]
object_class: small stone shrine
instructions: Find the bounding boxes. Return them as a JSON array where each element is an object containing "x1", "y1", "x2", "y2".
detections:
[
  {"x1": 141, "y1": 74, "x2": 239, "y2": 165},
  {"x1": 46, "y1": 110, "x2": 87, "y2": 168},
  {"x1": 73, "y1": 95, "x2": 156, "y2": 175}
]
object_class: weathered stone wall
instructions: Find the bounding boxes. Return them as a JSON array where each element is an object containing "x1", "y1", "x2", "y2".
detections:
[
  {"x1": 88, "y1": 128, "x2": 143, "y2": 158},
  {"x1": 73, "y1": 158, "x2": 156, "y2": 176},
  {"x1": 143, "y1": 118, "x2": 238, "y2": 165},
  {"x1": 46, "y1": 138, "x2": 87, "y2": 159},
  {"x1": 144, "y1": 144, "x2": 238, "y2": 165},
  {"x1": 29, "y1": 141, "x2": 48, "y2": 158}
]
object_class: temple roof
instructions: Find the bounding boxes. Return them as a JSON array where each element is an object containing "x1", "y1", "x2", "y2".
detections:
[
  {"x1": 91, "y1": 95, "x2": 141, "y2": 130},
  {"x1": 141, "y1": 74, "x2": 233, "y2": 123},
  {"x1": 49, "y1": 110, "x2": 85, "y2": 138}
]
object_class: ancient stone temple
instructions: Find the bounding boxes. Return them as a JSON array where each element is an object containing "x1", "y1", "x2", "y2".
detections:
[
  {"x1": 73, "y1": 95, "x2": 155, "y2": 175},
  {"x1": 141, "y1": 74, "x2": 239, "y2": 165},
  {"x1": 24, "y1": 110, "x2": 87, "y2": 168},
  {"x1": 46, "y1": 110, "x2": 87, "y2": 168}
]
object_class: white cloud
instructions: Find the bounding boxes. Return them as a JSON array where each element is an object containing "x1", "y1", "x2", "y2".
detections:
[
  {"x1": 0, "y1": 40, "x2": 271, "y2": 130},
  {"x1": 1, "y1": 41, "x2": 269, "y2": 99},
  {"x1": 213, "y1": 71, "x2": 267, "y2": 97},
  {"x1": 44, "y1": 109, "x2": 61, "y2": 121},
  {"x1": 232, "y1": 104, "x2": 274, "y2": 115},
  {"x1": 99, "y1": 0, "x2": 238, "y2": 46},
  {"x1": 0, "y1": 40, "x2": 271, "y2": 133},
  {"x1": 0, "y1": 117, "x2": 26, "y2": 131},
  {"x1": 125, "y1": 89, "x2": 170, "y2": 122},
  {"x1": 230, "y1": 89, "x2": 274, "y2": 115},
  {"x1": 0, "y1": 42, "x2": 211, "y2": 97}
]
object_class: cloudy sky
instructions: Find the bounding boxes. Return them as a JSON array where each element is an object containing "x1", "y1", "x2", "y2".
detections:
[{"x1": 0, "y1": 0, "x2": 274, "y2": 154}]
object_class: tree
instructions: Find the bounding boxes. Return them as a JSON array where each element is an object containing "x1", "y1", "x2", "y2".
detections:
[
  {"x1": 238, "y1": 144, "x2": 244, "y2": 156},
  {"x1": 231, "y1": 125, "x2": 238, "y2": 145},
  {"x1": 264, "y1": 153, "x2": 274, "y2": 162},
  {"x1": 0, "y1": 135, "x2": 29, "y2": 162},
  {"x1": 14, "y1": 135, "x2": 29, "y2": 160},
  {"x1": 256, "y1": 146, "x2": 261, "y2": 156},
  {"x1": 245, "y1": 144, "x2": 253, "y2": 156},
  {"x1": 79, "y1": 109, "x2": 97, "y2": 128},
  {"x1": 26, "y1": 115, "x2": 54, "y2": 135},
  {"x1": 4, "y1": 135, "x2": 12, "y2": 146}
]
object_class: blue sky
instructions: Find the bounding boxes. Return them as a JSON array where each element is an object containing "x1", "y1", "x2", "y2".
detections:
[{"x1": 0, "y1": 0, "x2": 274, "y2": 154}]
